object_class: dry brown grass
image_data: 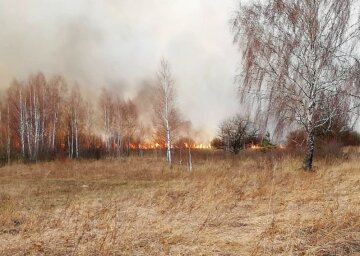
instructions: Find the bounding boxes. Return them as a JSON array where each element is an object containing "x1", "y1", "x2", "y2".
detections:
[{"x1": 0, "y1": 154, "x2": 359, "y2": 255}]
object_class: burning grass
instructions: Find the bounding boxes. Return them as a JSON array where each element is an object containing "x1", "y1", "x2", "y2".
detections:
[{"x1": 0, "y1": 153, "x2": 359, "y2": 255}]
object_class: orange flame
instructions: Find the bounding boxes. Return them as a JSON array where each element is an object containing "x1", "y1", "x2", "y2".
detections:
[
  {"x1": 184, "y1": 143, "x2": 212, "y2": 149},
  {"x1": 250, "y1": 144, "x2": 263, "y2": 150},
  {"x1": 124, "y1": 141, "x2": 212, "y2": 150}
]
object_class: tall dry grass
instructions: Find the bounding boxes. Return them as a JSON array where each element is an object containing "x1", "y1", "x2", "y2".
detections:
[{"x1": 0, "y1": 153, "x2": 359, "y2": 255}]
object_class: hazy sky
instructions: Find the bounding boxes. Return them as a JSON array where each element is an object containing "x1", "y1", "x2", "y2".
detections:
[{"x1": 0, "y1": 0, "x2": 240, "y2": 136}]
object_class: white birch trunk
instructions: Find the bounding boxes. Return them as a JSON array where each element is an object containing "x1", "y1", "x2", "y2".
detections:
[
  {"x1": 41, "y1": 87, "x2": 46, "y2": 154},
  {"x1": 74, "y1": 109, "x2": 79, "y2": 158},
  {"x1": 188, "y1": 147, "x2": 192, "y2": 172},
  {"x1": 164, "y1": 88, "x2": 172, "y2": 167},
  {"x1": 166, "y1": 126, "x2": 171, "y2": 166},
  {"x1": 51, "y1": 112, "x2": 57, "y2": 152},
  {"x1": 303, "y1": 103, "x2": 316, "y2": 170},
  {"x1": 34, "y1": 89, "x2": 39, "y2": 160},
  {"x1": 7, "y1": 103, "x2": 10, "y2": 164},
  {"x1": 19, "y1": 89, "x2": 25, "y2": 159},
  {"x1": 24, "y1": 100, "x2": 33, "y2": 160}
]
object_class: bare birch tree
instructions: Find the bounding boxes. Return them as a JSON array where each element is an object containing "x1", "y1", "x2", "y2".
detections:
[
  {"x1": 122, "y1": 100, "x2": 138, "y2": 155},
  {"x1": 6, "y1": 102, "x2": 11, "y2": 164},
  {"x1": 113, "y1": 96, "x2": 124, "y2": 156},
  {"x1": 47, "y1": 76, "x2": 67, "y2": 156},
  {"x1": 232, "y1": 0, "x2": 360, "y2": 170},
  {"x1": 99, "y1": 88, "x2": 115, "y2": 154},
  {"x1": 67, "y1": 85, "x2": 85, "y2": 158},
  {"x1": 7, "y1": 74, "x2": 47, "y2": 161},
  {"x1": 153, "y1": 59, "x2": 181, "y2": 168},
  {"x1": 27, "y1": 73, "x2": 47, "y2": 161},
  {"x1": 0, "y1": 102, "x2": 9, "y2": 164}
]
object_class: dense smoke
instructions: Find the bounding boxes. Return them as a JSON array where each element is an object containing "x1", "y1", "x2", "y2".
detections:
[{"x1": 0, "y1": 0, "x2": 240, "y2": 136}]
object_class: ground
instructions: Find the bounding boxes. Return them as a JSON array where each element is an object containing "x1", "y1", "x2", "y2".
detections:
[{"x1": 0, "y1": 152, "x2": 359, "y2": 255}]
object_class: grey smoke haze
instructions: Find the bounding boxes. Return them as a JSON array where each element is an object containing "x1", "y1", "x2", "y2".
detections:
[{"x1": 0, "y1": 0, "x2": 240, "y2": 138}]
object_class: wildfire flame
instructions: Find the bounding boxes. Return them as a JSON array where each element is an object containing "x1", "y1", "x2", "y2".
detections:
[
  {"x1": 193, "y1": 143, "x2": 212, "y2": 149},
  {"x1": 184, "y1": 143, "x2": 211, "y2": 149},
  {"x1": 129, "y1": 143, "x2": 163, "y2": 150},
  {"x1": 250, "y1": 144, "x2": 263, "y2": 150},
  {"x1": 126, "y1": 142, "x2": 212, "y2": 150}
]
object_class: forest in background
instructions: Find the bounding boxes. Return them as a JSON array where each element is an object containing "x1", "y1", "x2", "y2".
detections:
[{"x1": 0, "y1": 71, "x2": 192, "y2": 163}]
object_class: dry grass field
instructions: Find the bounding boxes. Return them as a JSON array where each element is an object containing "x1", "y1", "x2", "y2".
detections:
[{"x1": 0, "y1": 151, "x2": 359, "y2": 255}]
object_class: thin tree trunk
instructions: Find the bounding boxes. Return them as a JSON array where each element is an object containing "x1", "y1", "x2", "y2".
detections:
[
  {"x1": 52, "y1": 112, "x2": 57, "y2": 153},
  {"x1": 7, "y1": 104, "x2": 10, "y2": 165},
  {"x1": 303, "y1": 100, "x2": 316, "y2": 171},
  {"x1": 68, "y1": 133, "x2": 71, "y2": 158},
  {"x1": 71, "y1": 120, "x2": 74, "y2": 158},
  {"x1": 19, "y1": 89, "x2": 25, "y2": 159},
  {"x1": 119, "y1": 135, "x2": 123, "y2": 156},
  {"x1": 117, "y1": 134, "x2": 121, "y2": 157},
  {"x1": 303, "y1": 129, "x2": 315, "y2": 171},
  {"x1": 41, "y1": 87, "x2": 45, "y2": 155},
  {"x1": 24, "y1": 101, "x2": 33, "y2": 160},
  {"x1": 188, "y1": 147, "x2": 192, "y2": 172},
  {"x1": 74, "y1": 110, "x2": 79, "y2": 158},
  {"x1": 166, "y1": 127, "x2": 172, "y2": 168},
  {"x1": 34, "y1": 90, "x2": 39, "y2": 161},
  {"x1": 104, "y1": 109, "x2": 109, "y2": 153}
]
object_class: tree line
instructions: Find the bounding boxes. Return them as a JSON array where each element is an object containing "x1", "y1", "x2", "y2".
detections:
[{"x1": 0, "y1": 60, "x2": 189, "y2": 165}]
